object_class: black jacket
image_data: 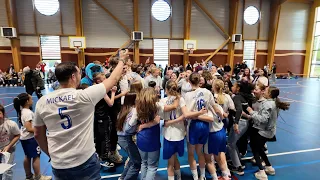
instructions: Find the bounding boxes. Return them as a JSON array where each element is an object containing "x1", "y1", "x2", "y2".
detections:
[
  {"x1": 24, "y1": 70, "x2": 44, "y2": 92},
  {"x1": 232, "y1": 92, "x2": 254, "y2": 124}
]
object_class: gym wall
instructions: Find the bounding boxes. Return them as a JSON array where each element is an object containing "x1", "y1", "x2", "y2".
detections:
[{"x1": 0, "y1": 0, "x2": 311, "y2": 74}]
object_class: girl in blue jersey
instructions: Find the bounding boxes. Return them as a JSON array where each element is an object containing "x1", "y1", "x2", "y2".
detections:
[
  {"x1": 203, "y1": 79, "x2": 234, "y2": 180},
  {"x1": 116, "y1": 93, "x2": 140, "y2": 180},
  {"x1": 161, "y1": 80, "x2": 209, "y2": 180},
  {"x1": 184, "y1": 73, "x2": 223, "y2": 180},
  {"x1": 136, "y1": 87, "x2": 180, "y2": 180}
]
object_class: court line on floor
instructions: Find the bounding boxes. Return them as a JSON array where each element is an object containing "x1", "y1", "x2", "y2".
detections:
[
  {"x1": 101, "y1": 148, "x2": 320, "y2": 179},
  {"x1": 279, "y1": 96, "x2": 320, "y2": 108}
]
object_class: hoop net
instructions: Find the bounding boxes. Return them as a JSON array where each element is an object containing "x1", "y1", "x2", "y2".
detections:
[
  {"x1": 75, "y1": 46, "x2": 81, "y2": 53},
  {"x1": 188, "y1": 48, "x2": 194, "y2": 54}
]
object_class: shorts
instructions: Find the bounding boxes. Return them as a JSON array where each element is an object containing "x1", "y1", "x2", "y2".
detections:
[
  {"x1": 163, "y1": 138, "x2": 184, "y2": 160},
  {"x1": 187, "y1": 120, "x2": 209, "y2": 145},
  {"x1": 21, "y1": 138, "x2": 41, "y2": 158},
  {"x1": 204, "y1": 128, "x2": 227, "y2": 155}
]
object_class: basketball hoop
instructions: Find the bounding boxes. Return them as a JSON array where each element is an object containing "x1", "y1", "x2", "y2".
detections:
[
  {"x1": 188, "y1": 48, "x2": 194, "y2": 54},
  {"x1": 75, "y1": 46, "x2": 81, "y2": 53}
]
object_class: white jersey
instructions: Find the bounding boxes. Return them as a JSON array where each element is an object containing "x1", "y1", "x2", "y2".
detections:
[
  {"x1": 20, "y1": 108, "x2": 35, "y2": 140},
  {"x1": 214, "y1": 93, "x2": 235, "y2": 113},
  {"x1": 208, "y1": 104, "x2": 224, "y2": 132},
  {"x1": 160, "y1": 96, "x2": 186, "y2": 141},
  {"x1": 34, "y1": 83, "x2": 106, "y2": 169},
  {"x1": 184, "y1": 88, "x2": 223, "y2": 132}
]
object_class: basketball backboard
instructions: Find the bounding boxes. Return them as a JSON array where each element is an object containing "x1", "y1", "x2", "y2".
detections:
[
  {"x1": 184, "y1": 40, "x2": 197, "y2": 51},
  {"x1": 69, "y1": 36, "x2": 86, "y2": 49}
]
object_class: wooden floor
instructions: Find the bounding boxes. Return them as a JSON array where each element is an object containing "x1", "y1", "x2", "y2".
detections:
[{"x1": 1, "y1": 78, "x2": 320, "y2": 180}]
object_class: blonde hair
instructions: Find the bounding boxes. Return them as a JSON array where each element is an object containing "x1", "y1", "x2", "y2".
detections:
[
  {"x1": 136, "y1": 88, "x2": 158, "y2": 123},
  {"x1": 130, "y1": 81, "x2": 143, "y2": 93},
  {"x1": 165, "y1": 80, "x2": 180, "y2": 97},
  {"x1": 213, "y1": 79, "x2": 225, "y2": 105}
]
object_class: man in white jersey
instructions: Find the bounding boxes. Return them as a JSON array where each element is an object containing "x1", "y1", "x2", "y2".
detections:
[{"x1": 33, "y1": 51, "x2": 128, "y2": 180}]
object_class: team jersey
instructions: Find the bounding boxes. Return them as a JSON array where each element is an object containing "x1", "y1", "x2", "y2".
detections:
[
  {"x1": 160, "y1": 96, "x2": 186, "y2": 141},
  {"x1": 184, "y1": 88, "x2": 216, "y2": 119},
  {"x1": 117, "y1": 108, "x2": 138, "y2": 136},
  {"x1": 208, "y1": 104, "x2": 224, "y2": 132},
  {"x1": 34, "y1": 83, "x2": 106, "y2": 169},
  {"x1": 20, "y1": 108, "x2": 35, "y2": 140},
  {"x1": 214, "y1": 93, "x2": 235, "y2": 113}
]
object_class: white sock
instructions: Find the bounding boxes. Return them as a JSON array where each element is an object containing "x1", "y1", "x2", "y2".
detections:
[
  {"x1": 168, "y1": 176, "x2": 174, "y2": 180},
  {"x1": 175, "y1": 169, "x2": 182, "y2": 180},
  {"x1": 200, "y1": 168, "x2": 205, "y2": 178},
  {"x1": 211, "y1": 173, "x2": 218, "y2": 180},
  {"x1": 222, "y1": 170, "x2": 231, "y2": 177},
  {"x1": 191, "y1": 169, "x2": 198, "y2": 180}
]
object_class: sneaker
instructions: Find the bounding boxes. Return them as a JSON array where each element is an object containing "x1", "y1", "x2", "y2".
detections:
[
  {"x1": 14, "y1": 84, "x2": 17, "y2": 87},
  {"x1": 199, "y1": 176, "x2": 206, "y2": 180},
  {"x1": 33, "y1": 175, "x2": 52, "y2": 180},
  {"x1": 108, "y1": 152, "x2": 123, "y2": 164},
  {"x1": 117, "y1": 144, "x2": 121, "y2": 150},
  {"x1": 26, "y1": 176, "x2": 34, "y2": 180},
  {"x1": 115, "y1": 150, "x2": 123, "y2": 159},
  {"x1": 230, "y1": 166, "x2": 244, "y2": 176},
  {"x1": 265, "y1": 166, "x2": 275, "y2": 175},
  {"x1": 251, "y1": 158, "x2": 266, "y2": 166},
  {"x1": 100, "y1": 161, "x2": 115, "y2": 168},
  {"x1": 254, "y1": 170, "x2": 268, "y2": 180}
]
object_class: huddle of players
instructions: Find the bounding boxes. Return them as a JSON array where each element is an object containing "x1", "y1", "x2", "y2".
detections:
[{"x1": 87, "y1": 54, "x2": 289, "y2": 180}]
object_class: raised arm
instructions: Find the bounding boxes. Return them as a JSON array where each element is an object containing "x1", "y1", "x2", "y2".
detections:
[{"x1": 102, "y1": 50, "x2": 128, "y2": 92}]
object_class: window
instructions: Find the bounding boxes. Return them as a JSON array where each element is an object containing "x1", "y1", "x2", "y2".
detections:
[
  {"x1": 243, "y1": 40, "x2": 256, "y2": 70},
  {"x1": 40, "y1": 36, "x2": 61, "y2": 74},
  {"x1": 34, "y1": 0, "x2": 60, "y2": 16},
  {"x1": 153, "y1": 39, "x2": 169, "y2": 68},
  {"x1": 310, "y1": 7, "x2": 320, "y2": 77},
  {"x1": 151, "y1": 0, "x2": 171, "y2": 22},
  {"x1": 244, "y1": 6, "x2": 260, "y2": 25}
]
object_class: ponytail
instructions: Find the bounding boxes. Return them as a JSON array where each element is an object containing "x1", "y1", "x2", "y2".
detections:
[
  {"x1": 214, "y1": 79, "x2": 225, "y2": 105},
  {"x1": 275, "y1": 97, "x2": 290, "y2": 111},
  {"x1": 269, "y1": 86, "x2": 290, "y2": 111},
  {"x1": 13, "y1": 93, "x2": 29, "y2": 125},
  {"x1": 166, "y1": 80, "x2": 180, "y2": 98}
]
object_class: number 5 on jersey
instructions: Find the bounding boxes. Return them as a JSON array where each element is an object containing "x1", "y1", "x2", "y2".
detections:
[{"x1": 59, "y1": 107, "x2": 72, "y2": 129}]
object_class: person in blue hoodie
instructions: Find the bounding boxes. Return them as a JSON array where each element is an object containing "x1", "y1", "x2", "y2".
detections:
[{"x1": 80, "y1": 63, "x2": 104, "y2": 89}]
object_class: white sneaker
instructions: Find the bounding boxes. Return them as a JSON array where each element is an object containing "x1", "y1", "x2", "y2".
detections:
[
  {"x1": 10, "y1": 84, "x2": 13, "y2": 87},
  {"x1": 254, "y1": 170, "x2": 268, "y2": 180},
  {"x1": 14, "y1": 84, "x2": 17, "y2": 87},
  {"x1": 34, "y1": 175, "x2": 52, "y2": 180},
  {"x1": 117, "y1": 144, "x2": 121, "y2": 150},
  {"x1": 100, "y1": 161, "x2": 115, "y2": 168},
  {"x1": 265, "y1": 166, "x2": 275, "y2": 175}
]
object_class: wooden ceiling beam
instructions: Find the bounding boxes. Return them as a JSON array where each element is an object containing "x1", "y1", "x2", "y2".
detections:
[
  {"x1": 74, "y1": 0, "x2": 85, "y2": 67},
  {"x1": 5, "y1": 0, "x2": 22, "y2": 71},
  {"x1": 133, "y1": 0, "x2": 139, "y2": 63},
  {"x1": 183, "y1": 0, "x2": 192, "y2": 66},
  {"x1": 193, "y1": 0, "x2": 230, "y2": 39},
  {"x1": 267, "y1": 0, "x2": 282, "y2": 68},
  {"x1": 92, "y1": 0, "x2": 131, "y2": 36},
  {"x1": 227, "y1": 0, "x2": 240, "y2": 73}
]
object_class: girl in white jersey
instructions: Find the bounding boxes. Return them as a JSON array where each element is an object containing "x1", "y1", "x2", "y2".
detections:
[
  {"x1": 0, "y1": 104, "x2": 20, "y2": 180},
  {"x1": 161, "y1": 80, "x2": 208, "y2": 180},
  {"x1": 136, "y1": 88, "x2": 180, "y2": 180},
  {"x1": 13, "y1": 93, "x2": 51, "y2": 180},
  {"x1": 203, "y1": 79, "x2": 234, "y2": 180},
  {"x1": 184, "y1": 73, "x2": 224, "y2": 180}
]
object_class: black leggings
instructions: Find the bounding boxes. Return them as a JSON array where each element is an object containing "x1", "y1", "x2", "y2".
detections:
[
  {"x1": 250, "y1": 128, "x2": 271, "y2": 170},
  {"x1": 26, "y1": 89, "x2": 43, "y2": 99}
]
